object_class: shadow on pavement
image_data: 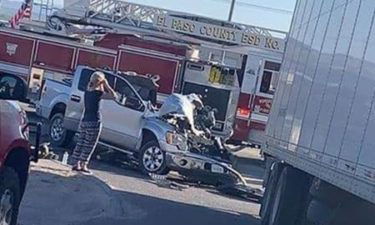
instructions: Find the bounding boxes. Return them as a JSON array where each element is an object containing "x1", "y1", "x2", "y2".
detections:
[
  {"x1": 18, "y1": 162, "x2": 123, "y2": 225},
  {"x1": 205, "y1": 189, "x2": 262, "y2": 204},
  {"x1": 78, "y1": 189, "x2": 260, "y2": 225},
  {"x1": 20, "y1": 160, "x2": 260, "y2": 225},
  {"x1": 90, "y1": 158, "x2": 146, "y2": 179}
]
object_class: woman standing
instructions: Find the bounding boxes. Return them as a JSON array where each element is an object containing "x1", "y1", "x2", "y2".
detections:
[{"x1": 72, "y1": 71, "x2": 117, "y2": 174}]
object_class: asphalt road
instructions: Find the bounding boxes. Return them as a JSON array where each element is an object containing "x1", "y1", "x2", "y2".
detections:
[
  {"x1": 85, "y1": 161, "x2": 261, "y2": 225},
  {"x1": 26, "y1": 109, "x2": 262, "y2": 225}
]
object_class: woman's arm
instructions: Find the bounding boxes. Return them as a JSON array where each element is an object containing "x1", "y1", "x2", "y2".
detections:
[{"x1": 102, "y1": 79, "x2": 118, "y2": 100}]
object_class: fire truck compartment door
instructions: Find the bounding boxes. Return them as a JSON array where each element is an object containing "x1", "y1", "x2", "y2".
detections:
[{"x1": 182, "y1": 82, "x2": 230, "y2": 122}]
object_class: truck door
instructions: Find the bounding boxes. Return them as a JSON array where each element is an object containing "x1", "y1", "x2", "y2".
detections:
[
  {"x1": 101, "y1": 76, "x2": 145, "y2": 150},
  {"x1": 64, "y1": 69, "x2": 115, "y2": 131}
]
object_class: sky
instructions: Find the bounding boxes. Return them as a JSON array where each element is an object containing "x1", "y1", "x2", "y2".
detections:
[
  {"x1": 0, "y1": 0, "x2": 297, "y2": 32},
  {"x1": 125, "y1": 0, "x2": 296, "y2": 31}
]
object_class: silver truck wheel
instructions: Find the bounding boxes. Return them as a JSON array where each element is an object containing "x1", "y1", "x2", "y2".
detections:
[
  {"x1": 139, "y1": 141, "x2": 169, "y2": 175},
  {"x1": 50, "y1": 116, "x2": 64, "y2": 142},
  {"x1": 143, "y1": 146, "x2": 164, "y2": 172},
  {"x1": 49, "y1": 113, "x2": 74, "y2": 147}
]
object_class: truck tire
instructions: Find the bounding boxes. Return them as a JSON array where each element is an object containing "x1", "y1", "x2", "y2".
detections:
[
  {"x1": 49, "y1": 113, "x2": 73, "y2": 147},
  {"x1": 0, "y1": 167, "x2": 22, "y2": 225},
  {"x1": 139, "y1": 140, "x2": 169, "y2": 175},
  {"x1": 305, "y1": 199, "x2": 333, "y2": 225},
  {"x1": 265, "y1": 166, "x2": 310, "y2": 225},
  {"x1": 306, "y1": 179, "x2": 375, "y2": 225},
  {"x1": 260, "y1": 162, "x2": 282, "y2": 225}
]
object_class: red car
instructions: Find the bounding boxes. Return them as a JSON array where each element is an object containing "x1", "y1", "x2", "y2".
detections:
[{"x1": 0, "y1": 74, "x2": 40, "y2": 225}]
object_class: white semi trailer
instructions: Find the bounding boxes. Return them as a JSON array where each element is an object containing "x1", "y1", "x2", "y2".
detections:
[{"x1": 261, "y1": 0, "x2": 375, "y2": 225}]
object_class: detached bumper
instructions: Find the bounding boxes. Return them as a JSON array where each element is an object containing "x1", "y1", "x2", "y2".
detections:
[
  {"x1": 165, "y1": 150, "x2": 246, "y2": 186},
  {"x1": 160, "y1": 139, "x2": 230, "y2": 172},
  {"x1": 164, "y1": 149, "x2": 232, "y2": 174},
  {"x1": 160, "y1": 140, "x2": 246, "y2": 184}
]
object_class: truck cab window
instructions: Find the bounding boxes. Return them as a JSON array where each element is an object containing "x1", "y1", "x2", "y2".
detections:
[
  {"x1": 114, "y1": 78, "x2": 143, "y2": 111},
  {"x1": 0, "y1": 76, "x2": 17, "y2": 98},
  {"x1": 78, "y1": 69, "x2": 115, "y2": 91},
  {"x1": 0, "y1": 74, "x2": 25, "y2": 100},
  {"x1": 78, "y1": 69, "x2": 93, "y2": 91},
  {"x1": 115, "y1": 78, "x2": 135, "y2": 99},
  {"x1": 259, "y1": 61, "x2": 281, "y2": 95}
]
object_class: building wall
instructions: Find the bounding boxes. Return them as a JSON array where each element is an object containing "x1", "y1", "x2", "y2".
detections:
[{"x1": 267, "y1": 0, "x2": 375, "y2": 171}]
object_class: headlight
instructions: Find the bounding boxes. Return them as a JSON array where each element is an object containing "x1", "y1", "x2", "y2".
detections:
[{"x1": 166, "y1": 131, "x2": 187, "y2": 151}]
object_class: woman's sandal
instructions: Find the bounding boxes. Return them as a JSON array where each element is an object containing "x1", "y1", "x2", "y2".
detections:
[
  {"x1": 72, "y1": 165, "x2": 81, "y2": 172},
  {"x1": 81, "y1": 167, "x2": 93, "y2": 175}
]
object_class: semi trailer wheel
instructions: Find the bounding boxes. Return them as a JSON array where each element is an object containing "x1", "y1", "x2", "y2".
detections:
[
  {"x1": 260, "y1": 162, "x2": 282, "y2": 225},
  {"x1": 263, "y1": 166, "x2": 311, "y2": 225}
]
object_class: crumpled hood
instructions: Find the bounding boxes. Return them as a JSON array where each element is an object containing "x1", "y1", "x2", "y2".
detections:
[{"x1": 158, "y1": 94, "x2": 197, "y2": 124}]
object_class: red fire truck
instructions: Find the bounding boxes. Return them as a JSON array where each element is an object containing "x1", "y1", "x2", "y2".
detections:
[
  {"x1": 0, "y1": 27, "x2": 186, "y2": 101},
  {"x1": 232, "y1": 52, "x2": 282, "y2": 145},
  {"x1": 0, "y1": 0, "x2": 286, "y2": 145}
]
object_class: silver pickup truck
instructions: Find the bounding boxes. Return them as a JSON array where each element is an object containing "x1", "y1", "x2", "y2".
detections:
[
  {"x1": 36, "y1": 66, "x2": 246, "y2": 187},
  {"x1": 36, "y1": 66, "x2": 184, "y2": 174}
]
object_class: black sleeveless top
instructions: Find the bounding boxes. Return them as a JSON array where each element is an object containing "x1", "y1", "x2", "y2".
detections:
[{"x1": 82, "y1": 90, "x2": 103, "y2": 122}]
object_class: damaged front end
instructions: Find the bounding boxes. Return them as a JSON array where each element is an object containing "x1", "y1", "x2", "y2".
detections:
[{"x1": 158, "y1": 94, "x2": 247, "y2": 187}]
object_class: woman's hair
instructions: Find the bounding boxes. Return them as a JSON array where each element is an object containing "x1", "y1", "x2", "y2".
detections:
[{"x1": 87, "y1": 71, "x2": 105, "y2": 91}]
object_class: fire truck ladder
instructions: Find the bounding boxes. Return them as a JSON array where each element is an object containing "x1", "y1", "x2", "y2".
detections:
[{"x1": 47, "y1": 0, "x2": 286, "y2": 41}]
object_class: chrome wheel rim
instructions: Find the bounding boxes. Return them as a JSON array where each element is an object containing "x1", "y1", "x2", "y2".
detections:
[
  {"x1": 50, "y1": 117, "x2": 64, "y2": 141},
  {"x1": 0, "y1": 189, "x2": 14, "y2": 225},
  {"x1": 142, "y1": 146, "x2": 164, "y2": 172}
]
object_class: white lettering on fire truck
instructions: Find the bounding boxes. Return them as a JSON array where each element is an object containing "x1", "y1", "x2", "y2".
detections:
[
  {"x1": 5, "y1": 43, "x2": 18, "y2": 56},
  {"x1": 154, "y1": 15, "x2": 285, "y2": 52}
]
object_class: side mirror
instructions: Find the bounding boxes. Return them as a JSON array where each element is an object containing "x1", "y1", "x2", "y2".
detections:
[{"x1": 0, "y1": 74, "x2": 28, "y2": 101}]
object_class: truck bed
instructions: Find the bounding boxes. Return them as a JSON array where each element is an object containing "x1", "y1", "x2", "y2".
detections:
[{"x1": 36, "y1": 78, "x2": 71, "y2": 119}]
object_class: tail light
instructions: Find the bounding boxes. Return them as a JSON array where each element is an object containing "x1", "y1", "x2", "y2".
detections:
[{"x1": 236, "y1": 107, "x2": 251, "y2": 119}]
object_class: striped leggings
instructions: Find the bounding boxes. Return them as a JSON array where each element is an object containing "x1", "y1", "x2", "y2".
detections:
[{"x1": 72, "y1": 120, "x2": 102, "y2": 163}]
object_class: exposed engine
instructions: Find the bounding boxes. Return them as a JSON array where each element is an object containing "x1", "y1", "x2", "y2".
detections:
[
  {"x1": 159, "y1": 94, "x2": 231, "y2": 162},
  {"x1": 188, "y1": 105, "x2": 231, "y2": 163}
]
